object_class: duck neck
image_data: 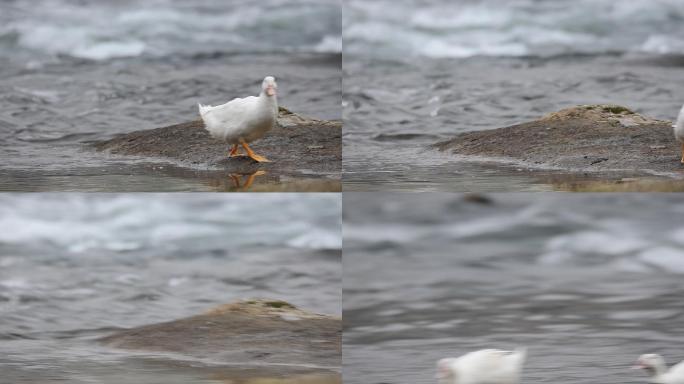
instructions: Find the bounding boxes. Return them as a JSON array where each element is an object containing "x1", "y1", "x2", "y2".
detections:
[
  {"x1": 260, "y1": 91, "x2": 277, "y2": 100},
  {"x1": 649, "y1": 361, "x2": 668, "y2": 380},
  {"x1": 259, "y1": 92, "x2": 278, "y2": 113}
]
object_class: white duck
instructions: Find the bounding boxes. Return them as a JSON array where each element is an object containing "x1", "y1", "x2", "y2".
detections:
[
  {"x1": 634, "y1": 354, "x2": 684, "y2": 384},
  {"x1": 674, "y1": 104, "x2": 684, "y2": 164},
  {"x1": 198, "y1": 76, "x2": 279, "y2": 163},
  {"x1": 437, "y1": 348, "x2": 526, "y2": 384}
]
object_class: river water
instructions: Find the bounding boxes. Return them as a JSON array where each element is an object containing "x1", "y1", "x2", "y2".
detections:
[{"x1": 343, "y1": 193, "x2": 684, "y2": 384}]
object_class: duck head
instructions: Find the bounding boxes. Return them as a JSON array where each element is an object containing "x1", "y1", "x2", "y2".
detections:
[
  {"x1": 262, "y1": 76, "x2": 277, "y2": 97},
  {"x1": 634, "y1": 354, "x2": 667, "y2": 377},
  {"x1": 436, "y1": 358, "x2": 456, "y2": 383}
]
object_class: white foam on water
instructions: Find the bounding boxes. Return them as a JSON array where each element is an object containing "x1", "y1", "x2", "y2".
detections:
[
  {"x1": 418, "y1": 38, "x2": 528, "y2": 59},
  {"x1": 167, "y1": 276, "x2": 189, "y2": 287},
  {"x1": 538, "y1": 250, "x2": 574, "y2": 265},
  {"x1": 641, "y1": 35, "x2": 684, "y2": 55},
  {"x1": 314, "y1": 35, "x2": 342, "y2": 53},
  {"x1": 637, "y1": 247, "x2": 684, "y2": 274},
  {"x1": 1, "y1": 0, "x2": 341, "y2": 60},
  {"x1": 445, "y1": 215, "x2": 522, "y2": 238},
  {"x1": 287, "y1": 228, "x2": 342, "y2": 250},
  {"x1": 72, "y1": 41, "x2": 146, "y2": 61},
  {"x1": 0, "y1": 278, "x2": 32, "y2": 289},
  {"x1": 0, "y1": 194, "x2": 341, "y2": 255},
  {"x1": 545, "y1": 231, "x2": 647, "y2": 256},
  {"x1": 16, "y1": 24, "x2": 146, "y2": 60},
  {"x1": 113, "y1": 274, "x2": 142, "y2": 284},
  {"x1": 346, "y1": 0, "x2": 684, "y2": 58}
]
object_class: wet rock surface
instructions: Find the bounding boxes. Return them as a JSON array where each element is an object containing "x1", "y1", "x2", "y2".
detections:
[
  {"x1": 100, "y1": 299, "x2": 341, "y2": 380},
  {"x1": 434, "y1": 105, "x2": 683, "y2": 177},
  {"x1": 90, "y1": 108, "x2": 341, "y2": 189}
]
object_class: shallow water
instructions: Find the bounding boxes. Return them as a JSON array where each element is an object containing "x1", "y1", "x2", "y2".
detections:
[
  {"x1": 0, "y1": 0, "x2": 341, "y2": 192},
  {"x1": 342, "y1": 54, "x2": 684, "y2": 191},
  {"x1": 343, "y1": 193, "x2": 684, "y2": 384},
  {"x1": 0, "y1": 194, "x2": 341, "y2": 383}
]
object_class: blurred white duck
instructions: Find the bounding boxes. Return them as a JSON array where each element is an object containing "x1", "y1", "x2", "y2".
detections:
[
  {"x1": 674, "y1": 104, "x2": 684, "y2": 164},
  {"x1": 437, "y1": 348, "x2": 526, "y2": 384},
  {"x1": 198, "y1": 76, "x2": 279, "y2": 163},
  {"x1": 634, "y1": 354, "x2": 684, "y2": 384}
]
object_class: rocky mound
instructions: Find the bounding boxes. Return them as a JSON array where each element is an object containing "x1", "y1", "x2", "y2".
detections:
[
  {"x1": 434, "y1": 105, "x2": 681, "y2": 176},
  {"x1": 100, "y1": 299, "x2": 341, "y2": 378},
  {"x1": 91, "y1": 108, "x2": 341, "y2": 178}
]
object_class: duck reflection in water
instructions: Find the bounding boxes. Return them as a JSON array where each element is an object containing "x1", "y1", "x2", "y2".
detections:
[{"x1": 228, "y1": 170, "x2": 267, "y2": 190}]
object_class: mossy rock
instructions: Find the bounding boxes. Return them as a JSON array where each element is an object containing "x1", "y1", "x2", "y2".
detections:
[
  {"x1": 434, "y1": 104, "x2": 681, "y2": 178},
  {"x1": 243, "y1": 298, "x2": 297, "y2": 309},
  {"x1": 100, "y1": 298, "x2": 341, "y2": 376},
  {"x1": 601, "y1": 105, "x2": 634, "y2": 114}
]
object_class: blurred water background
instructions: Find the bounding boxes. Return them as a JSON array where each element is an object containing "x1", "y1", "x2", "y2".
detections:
[{"x1": 344, "y1": 193, "x2": 684, "y2": 383}]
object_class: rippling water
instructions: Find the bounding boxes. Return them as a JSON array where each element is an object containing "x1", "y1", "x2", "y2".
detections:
[
  {"x1": 0, "y1": 0, "x2": 341, "y2": 191},
  {"x1": 343, "y1": 193, "x2": 684, "y2": 384},
  {"x1": 0, "y1": 194, "x2": 341, "y2": 383}
]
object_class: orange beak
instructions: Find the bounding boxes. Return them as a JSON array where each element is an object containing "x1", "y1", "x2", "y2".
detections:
[{"x1": 266, "y1": 86, "x2": 276, "y2": 96}]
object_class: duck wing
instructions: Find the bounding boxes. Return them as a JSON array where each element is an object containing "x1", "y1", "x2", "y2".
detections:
[
  {"x1": 199, "y1": 96, "x2": 259, "y2": 138},
  {"x1": 665, "y1": 360, "x2": 684, "y2": 384}
]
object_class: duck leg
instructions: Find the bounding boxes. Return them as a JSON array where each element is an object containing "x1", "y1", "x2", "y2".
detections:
[
  {"x1": 239, "y1": 139, "x2": 271, "y2": 163},
  {"x1": 228, "y1": 144, "x2": 242, "y2": 157}
]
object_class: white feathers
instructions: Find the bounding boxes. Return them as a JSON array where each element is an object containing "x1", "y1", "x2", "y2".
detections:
[
  {"x1": 437, "y1": 348, "x2": 526, "y2": 384},
  {"x1": 675, "y1": 104, "x2": 684, "y2": 143},
  {"x1": 635, "y1": 354, "x2": 684, "y2": 384},
  {"x1": 433, "y1": 350, "x2": 684, "y2": 384},
  {"x1": 198, "y1": 76, "x2": 279, "y2": 145},
  {"x1": 197, "y1": 103, "x2": 211, "y2": 116}
]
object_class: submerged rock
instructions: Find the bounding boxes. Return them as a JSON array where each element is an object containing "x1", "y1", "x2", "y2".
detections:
[
  {"x1": 100, "y1": 299, "x2": 341, "y2": 378},
  {"x1": 91, "y1": 107, "x2": 341, "y2": 178},
  {"x1": 434, "y1": 104, "x2": 681, "y2": 176}
]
